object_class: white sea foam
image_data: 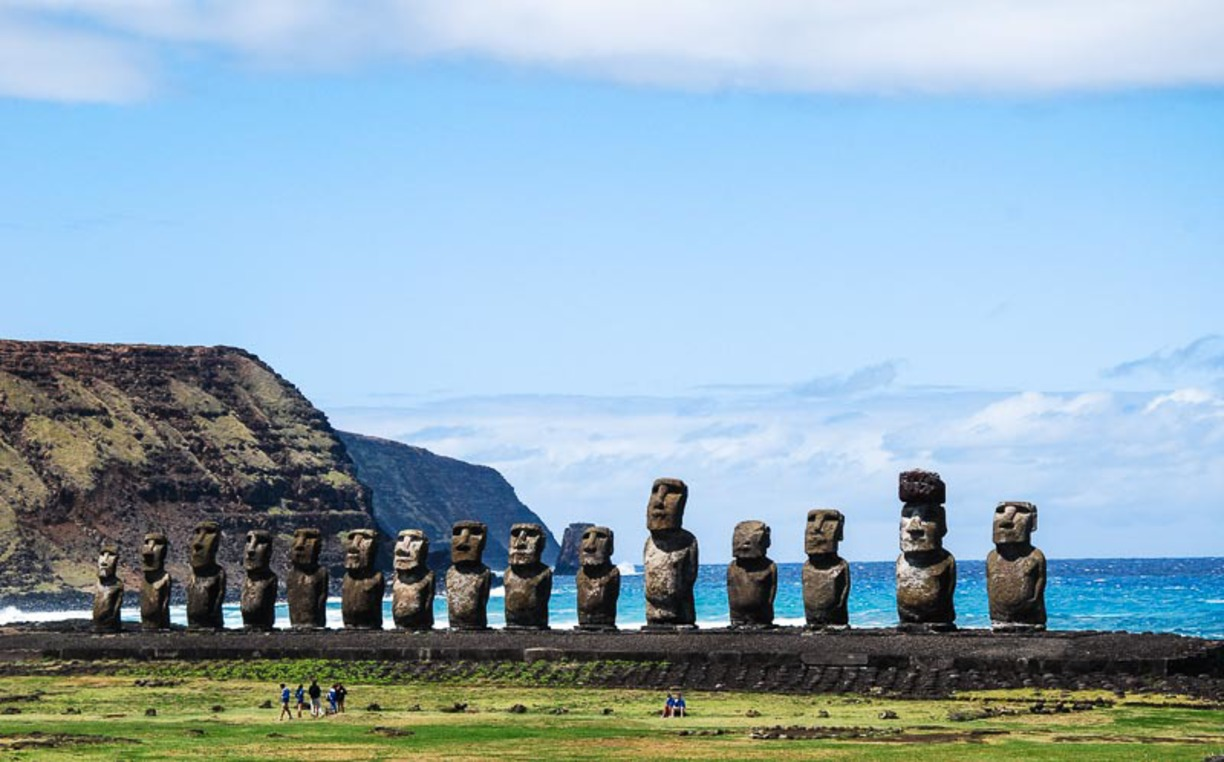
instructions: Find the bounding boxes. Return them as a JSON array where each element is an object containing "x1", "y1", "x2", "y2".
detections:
[
  {"x1": 0, "y1": 606, "x2": 90, "y2": 625},
  {"x1": 617, "y1": 562, "x2": 641, "y2": 577},
  {"x1": 1205, "y1": 599, "x2": 1224, "y2": 604}
]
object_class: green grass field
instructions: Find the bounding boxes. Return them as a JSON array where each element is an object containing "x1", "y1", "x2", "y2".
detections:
[{"x1": 1, "y1": 662, "x2": 1221, "y2": 761}]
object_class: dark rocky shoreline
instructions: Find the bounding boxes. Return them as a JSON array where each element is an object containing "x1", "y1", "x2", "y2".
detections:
[{"x1": 2, "y1": 623, "x2": 1220, "y2": 701}]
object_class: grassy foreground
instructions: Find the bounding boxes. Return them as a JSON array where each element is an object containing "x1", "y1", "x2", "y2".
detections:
[{"x1": 0, "y1": 662, "x2": 1221, "y2": 761}]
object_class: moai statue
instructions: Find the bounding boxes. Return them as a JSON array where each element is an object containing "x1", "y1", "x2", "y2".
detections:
[
  {"x1": 445, "y1": 520, "x2": 491, "y2": 630},
  {"x1": 802, "y1": 509, "x2": 850, "y2": 629},
  {"x1": 92, "y1": 543, "x2": 124, "y2": 633},
  {"x1": 895, "y1": 470, "x2": 957, "y2": 631},
  {"x1": 727, "y1": 520, "x2": 777, "y2": 629},
  {"x1": 643, "y1": 478, "x2": 699, "y2": 630},
  {"x1": 504, "y1": 523, "x2": 552, "y2": 630},
  {"x1": 392, "y1": 529, "x2": 435, "y2": 631},
  {"x1": 240, "y1": 530, "x2": 278, "y2": 631},
  {"x1": 576, "y1": 526, "x2": 620, "y2": 631},
  {"x1": 186, "y1": 521, "x2": 226, "y2": 630},
  {"x1": 342, "y1": 528, "x2": 385, "y2": 629},
  {"x1": 987, "y1": 501, "x2": 1047, "y2": 631},
  {"x1": 285, "y1": 528, "x2": 328, "y2": 629},
  {"x1": 139, "y1": 532, "x2": 172, "y2": 631}
]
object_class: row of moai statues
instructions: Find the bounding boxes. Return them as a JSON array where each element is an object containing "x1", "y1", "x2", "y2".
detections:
[{"x1": 92, "y1": 469, "x2": 1046, "y2": 633}]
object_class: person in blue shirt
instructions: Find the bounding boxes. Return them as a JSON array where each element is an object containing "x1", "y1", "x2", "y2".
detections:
[
  {"x1": 278, "y1": 683, "x2": 292, "y2": 720},
  {"x1": 662, "y1": 687, "x2": 686, "y2": 718},
  {"x1": 327, "y1": 684, "x2": 338, "y2": 716},
  {"x1": 294, "y1": 683, "x2": 306, "y2": 718}
]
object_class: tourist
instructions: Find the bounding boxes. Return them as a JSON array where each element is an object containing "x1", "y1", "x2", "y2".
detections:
[
  {"x1": 662, "y1": 687, "x2": 686, "y2": 718},
  {"x1": 335, "y1": 683, "x2": 347, "y2": 713},
  {"x1": 294, "y1": 683, "x2": 306, "y2": 718},
  {"x1": 278, "y1": 683, "x2": 292, "y2": 721},
  {"x1": 308, "y1": 678, "x2": 322, "y2": 718},
  {"x1": 327, "y1": 684, "x2": 338, "y2": 716}
]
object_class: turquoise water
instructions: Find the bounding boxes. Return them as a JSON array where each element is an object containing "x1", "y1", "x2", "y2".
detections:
[{"x1": 61, "y1": 556, "x2": 1219, "y2": 637}]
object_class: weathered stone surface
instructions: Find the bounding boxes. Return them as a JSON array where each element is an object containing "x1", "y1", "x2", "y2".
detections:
[
  {"x1": 139, "y1": 532, "x2": 172, "y2": 631},
  {"x1": 643, "y1": 478, "x2": 698, "y2": 630},
  {"x1": 896, "y1": 470, "x2": 956, "y2": 630},
  {"x1": 240, "y1": 530, "x2": 277, "y2": 630},
  {"x1": 554, "y1": 522, "x2": 594, "y2": 576},
  {"x1": 987, "y1": 501, "x2": 1047, "y2": 631},
  {"x1": 338, "y1": 432, "x2": 559, "y2": 573},
  {"x1": 285, "y1": 528, "x2": 328, "y2": 629},
  {"x1": 504, "y1": 523, "x2": 551, "y2": 630},
  {"x1": 576, "y1": 526, "x2": 619, "y2": 631},
  {"x1": 186, "y1": 521, "x2": 226, "y2": 630},
  {"x1": 342, "y1": 528, "x2": 384, "y2": 629},
  {"x1": 91, "y1": 544, "x2": 123, "y2": 633},
  {"x1": 392, "y1": 529, "x2": 435, "y2": 631},
  {"x1": 446, "y1": 521, "x2": 491, "y2": 630},
  {"x1": 802, "y1": 509, "x2": 850, "y2": 629},
  {"x1": 0, "y1": 340, "x2": 371, "y2": 600},
  {"x1": 727, "y1": 520, "x2": 777, "y2": 629}
]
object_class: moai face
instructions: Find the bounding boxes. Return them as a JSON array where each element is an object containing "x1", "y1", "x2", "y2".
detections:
[
  {"x1": 394, "y1": 530, "x2": 429, "y2": 571},
  {"x1": 291, "y1": 528, "x2": 322, "y2": 567},
  {"x1": 646, "y1": 478, "x2": 687, "y2": 532},
  {"x1": 141, "y1": 533, "x2": 168, "y2": 572},
  {"x1": 344, "y1": 529, "x2": 377, "y2": 573},
  {"x1": 244, "y1": 530, "x2": 273, "y2": 572},
  {"x1": 97, "y1": 544, "x2": 119, "y2": 580},
  {"x1": 900, "y1": 503, "x2": 946, "y2": 553},
  {"x1": 805, "y1": 509, "x2": 845, "y2": 556},
  {"x1": 451, "y1": 521, "x2": 487, "y2": 565},
  {"x1": 509, "y1": 523, "x2": 545, "y2": 566},
  {"x1": 732, "y1": 520, "x2": 770, "y2": 560},
  {"x1": 190, "y1": 522, "x2": 221, "y2": 570},
  {"x1": 993, "y1": 501, "x2": 1037, "y2": 545},
  {"x1": 580, "y1": 526, "x2": 614, "y2": 567}
]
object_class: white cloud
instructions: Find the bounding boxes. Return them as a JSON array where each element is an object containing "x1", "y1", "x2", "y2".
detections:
[{"x1": 3, "y1": 0, "x2": 1224, "y2": 101}]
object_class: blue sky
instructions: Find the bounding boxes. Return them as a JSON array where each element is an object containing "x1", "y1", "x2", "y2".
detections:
[{"x1": 2, "y1": 2, "x2": 1222, "y2": 562}]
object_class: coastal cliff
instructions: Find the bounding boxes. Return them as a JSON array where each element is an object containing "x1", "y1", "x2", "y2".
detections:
[
  {"x1": 338, "y1": 432, "x2": 558, "y2": 571},
  {"x1": 0, "y1": 340, "x2": 374, "y2": 599}
]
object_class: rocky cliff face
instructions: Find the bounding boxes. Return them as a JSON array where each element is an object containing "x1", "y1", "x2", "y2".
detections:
[
  {"x1": 338, "y1": 432, "x2": 558, "y2": 572},
  {"x1": 0, "y1": 340, "x2": 373, "y2": 599},
  {"x1": 554, "y1": 522, "x2": 594, "y2": 575}
]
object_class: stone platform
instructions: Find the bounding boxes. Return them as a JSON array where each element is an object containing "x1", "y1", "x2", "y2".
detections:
[{"x1": 2, "y1": 624, "x2": 1221, "y2": 699}]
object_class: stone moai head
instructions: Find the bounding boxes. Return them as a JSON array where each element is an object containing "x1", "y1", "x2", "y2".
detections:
[
  {"x1": 646, "y1": 478, "x2": 688, "y2": 533},
  {"x1": 451, "y1": 521, "x2": 488, "y2": 565},
  {"x1": 141, "y1": 532, "x2": 168, "y2": 573},
  {"x1": 244, "y1": 530, "x2": 273, "y2": 573},
  {"x1": 291, "y1": 528, "x2": 322, "y2": 568},
  {"x1": 344, "y1": 529, "x2": 378, "y2": 573},
  {"x1": 509, "y1": 523, "x2": 546, "y2": 567},
  {"x1": 189, "y1": 521, "x2": 221, "y2": 571},
  {"x1": 899, "y1": 470, "x2": 947, "y2": 554},
  {"x1": 805, "y1": 509, "x2": 845, "y2": 556},
  {"x1": 580, "y1": 526, "x2": 614, "y2": 567},
  {"x1": 993, "y1": 501, "x2": 1037, "y2": 545},
  {"x1": 732, "y1": 520, "x2": 770, "y2": 560},
  {"x1": 97, "y1": 543, "x2": 119, "y2": 581},
  {"x1": 394, "y1": 529, "x2": 429, "y2": 571}
]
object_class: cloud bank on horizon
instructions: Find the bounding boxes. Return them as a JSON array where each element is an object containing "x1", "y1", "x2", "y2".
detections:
[
  {"x1": 3, "y1": 1, "x2": 1224, "y2": 102},
  {"x1": 329, "y1": 336, "x2": 1224, "y2": 565}
]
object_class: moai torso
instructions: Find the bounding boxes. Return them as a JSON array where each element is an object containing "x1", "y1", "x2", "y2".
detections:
[
  {"x1": 986, "y1": 501, "x2": 1047, "y2": 630},
  {"x1": 727, "y1": 520, "x2": 776, "y2": 628},
  {"x1": 139, "y1": 533, "x2": 172, "y2": 631},
  {"x1": 802, "y1": 509, "x2": 850, "y2": 628},
  {"x1": 186, "y1": 521, "x2": 226, "y2": 630},
  {"x1": 895, "y1": 470, "x2": 957, "y2": 630},
  {"x1": 576, "y1": 526, "x2": 619, "y2": 630},
  {"x1": 446, "y1": 521, "x2": 491, "y2": 630},
  {"x1": 92, "y1": 545, "x2": 124, "y2": 633},
  {"x1": 240, "y1": 530, "x2": 278, "y2": 631},
  {"x1": 392, "y1": 529, "x2": 435, "y2": 631},
  {"x1": 341, "y1": 529, "x2": 385, "y2": 629},
  {"x1": 286, "y1": 528, "x2": 328, "y2": 629},
  {"x1": 643, "y1": 478, "x2": 699, "y2": 629},
  {"x1": 504, "y1": 523, "x2": 552, "y2": 629}
]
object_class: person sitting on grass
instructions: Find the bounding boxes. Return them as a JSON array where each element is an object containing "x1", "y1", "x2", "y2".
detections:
[
  {"x1": 662, "y1": 687, "x2": 686, "y2": 718},
  {"x1": 278, "y1": 683, "x2": 292, "y2": 720}
]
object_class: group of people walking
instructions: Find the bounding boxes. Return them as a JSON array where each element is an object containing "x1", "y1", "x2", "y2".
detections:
[{"x1": 278, "y1": 679, "x2": 347, "y2": 719}]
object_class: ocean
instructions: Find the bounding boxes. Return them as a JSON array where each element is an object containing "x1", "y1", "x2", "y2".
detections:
[{"x1": 3, "y1": 557, "x2": 1221, "y2": 638}]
